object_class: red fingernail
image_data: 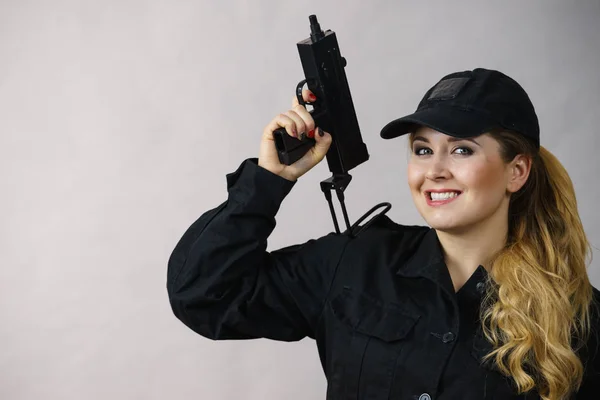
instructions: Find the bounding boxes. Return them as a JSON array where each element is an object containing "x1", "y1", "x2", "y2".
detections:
[
  {"x1": 308, "y1": 129, "x2": 315, "y2": 138},
  {"x1": 309, "y1": 93, "x2": 316, "y2": 100}
]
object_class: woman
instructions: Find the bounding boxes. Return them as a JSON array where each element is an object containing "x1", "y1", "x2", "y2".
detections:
[{"x1": 166, "y1": 68, "x2": 599, "y2": 399}]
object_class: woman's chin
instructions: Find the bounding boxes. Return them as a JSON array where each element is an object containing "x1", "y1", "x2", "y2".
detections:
[{"x1": 425, "y1": 219, "x2": 469, "y2": 234}]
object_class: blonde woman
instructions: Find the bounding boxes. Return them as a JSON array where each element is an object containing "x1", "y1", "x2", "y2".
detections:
[{"x1": 167, "y1": 68, "x2": 599, "y2": 399}]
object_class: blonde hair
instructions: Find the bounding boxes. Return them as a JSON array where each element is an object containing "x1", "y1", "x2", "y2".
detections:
[{"x1": 409, "y1": 129, "x2": 596, "y2": 399}]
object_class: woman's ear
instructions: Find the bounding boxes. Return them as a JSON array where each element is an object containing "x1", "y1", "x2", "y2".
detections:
[{"x1": 507, "y1": 154, "x2": 532, "y2": 193}]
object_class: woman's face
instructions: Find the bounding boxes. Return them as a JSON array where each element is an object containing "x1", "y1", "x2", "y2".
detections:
[{"x1": 407, "y1": 126, "x2": 513, "y2": 234}]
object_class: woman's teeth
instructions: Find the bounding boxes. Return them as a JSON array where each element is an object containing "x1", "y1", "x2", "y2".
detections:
[{"x1": 430, "y1": 192, "x2": 460, "y2": 200}]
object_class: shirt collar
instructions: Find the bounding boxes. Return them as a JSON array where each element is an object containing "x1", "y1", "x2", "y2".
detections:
[
  {"x1": 397, "y1": 228, "x2": 445, "y2": 279},
  {"x1": 397, "y1": 228, "x2": 489, "y2": 299}
]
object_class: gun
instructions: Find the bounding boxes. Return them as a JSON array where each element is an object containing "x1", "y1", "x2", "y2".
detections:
[
  {"x1": 273, "y1": 15, "x2": 390, "y2": 237},
  {"x1": 273, "y1": 15, "x2": 369, "y2": 173}
]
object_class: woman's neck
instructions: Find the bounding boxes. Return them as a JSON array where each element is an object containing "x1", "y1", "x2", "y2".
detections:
[{"x1": 435, "y1": 213, "x2": 508, "y2": 290}]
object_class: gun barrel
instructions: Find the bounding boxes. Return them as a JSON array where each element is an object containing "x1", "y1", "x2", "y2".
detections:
[{"x1": 309, "y1": 15, "x2": 325, "y2": 42}]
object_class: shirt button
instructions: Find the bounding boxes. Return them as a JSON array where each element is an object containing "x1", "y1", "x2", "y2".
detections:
[
  {"x1": 419, "y1": 394, "x2": 432, "y2": 400},
  {"x1": 442, "y1": 332, "x2": 455, "y2": 343},
  {"x1": 476, "y1": 281, "x2": 485, "y2": 294}
]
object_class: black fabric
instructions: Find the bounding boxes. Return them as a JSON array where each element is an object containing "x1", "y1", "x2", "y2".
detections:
[
  {"x1": 427, "y1": 77, "x2": 471, "y2": 101},
  {"x1": 379, "y1": 105, "x2": 500, "y2": 143},
  {"x1": 167, "y1": 158, "x2": 600, "y2": 399},
  {"x1": 380, "y1": 68, "x2": 540, "y2": 148}
]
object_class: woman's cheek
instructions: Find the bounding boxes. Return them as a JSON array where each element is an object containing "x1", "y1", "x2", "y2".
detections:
[
  {"x1": 407, "y1": 164, "x2": 423, "y2": 193},
  {"x1": 461, "y1": 160, "x2": 504, "y2": 191}
]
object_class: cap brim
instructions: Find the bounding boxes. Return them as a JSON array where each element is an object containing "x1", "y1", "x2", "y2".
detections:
[{"x1": 380, "y1": 106, "x2": 499, "y2": 140}]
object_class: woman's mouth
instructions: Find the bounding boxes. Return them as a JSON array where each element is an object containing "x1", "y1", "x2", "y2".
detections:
[{"x1": 425, "y1": 191, "x2": 462, "y2": 206}]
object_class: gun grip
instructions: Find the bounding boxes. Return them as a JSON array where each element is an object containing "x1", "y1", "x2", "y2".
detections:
[{"x1": 273, "y1": 128, "x2": 316, "y2": 165}]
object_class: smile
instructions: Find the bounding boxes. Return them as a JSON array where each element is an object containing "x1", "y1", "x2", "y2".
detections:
[{"x1": 425, "y1": 191, "x2": 462, "y2": 206}]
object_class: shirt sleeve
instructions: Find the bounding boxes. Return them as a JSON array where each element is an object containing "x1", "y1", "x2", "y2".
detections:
[{"x1": 166, "y1": 158, "x2": 348, "y2": 342}]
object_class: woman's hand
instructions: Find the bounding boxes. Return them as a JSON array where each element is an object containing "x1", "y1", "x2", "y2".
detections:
[{"x1": 258, "y1": 89, "x2": 332, "y2": 181}]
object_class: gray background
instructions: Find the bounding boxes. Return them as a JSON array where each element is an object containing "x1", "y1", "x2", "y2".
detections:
[{"x1": 1, "y1": 0, "x2": 599, "y2": 399}]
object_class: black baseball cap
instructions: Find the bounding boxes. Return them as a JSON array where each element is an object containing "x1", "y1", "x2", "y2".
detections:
[{"x1": 380, "y1": 68, "x2": 540, "y2": 148}]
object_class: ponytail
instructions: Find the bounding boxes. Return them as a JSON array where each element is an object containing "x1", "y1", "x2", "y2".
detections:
[{"x1": 480, "y1": 130, "x2": 595, "y2": 400}]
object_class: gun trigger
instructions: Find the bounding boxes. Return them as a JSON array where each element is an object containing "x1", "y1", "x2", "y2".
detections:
[{"x1": 295, "y1": 79, "x2": 308, "y2": 107}]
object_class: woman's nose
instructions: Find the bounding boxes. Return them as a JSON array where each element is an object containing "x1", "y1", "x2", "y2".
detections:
[{"x1": 425, "y1": 155, "x2": 451, "y2": 180}]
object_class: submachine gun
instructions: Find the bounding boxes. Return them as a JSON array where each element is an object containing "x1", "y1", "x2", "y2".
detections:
[{"x1": 273, "y1": 15, "x2": 391, "y2": 238}]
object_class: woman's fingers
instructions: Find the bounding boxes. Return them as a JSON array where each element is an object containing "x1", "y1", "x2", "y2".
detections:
[{"x1": 291, "y1": 89, "x2": 317, "y2": 108}]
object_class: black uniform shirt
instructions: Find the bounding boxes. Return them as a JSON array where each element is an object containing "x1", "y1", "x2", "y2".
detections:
[{"x1": 167, "y1": 158, "x2": 600, "y2": 399}]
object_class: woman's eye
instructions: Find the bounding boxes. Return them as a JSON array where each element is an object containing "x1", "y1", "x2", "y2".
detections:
[
  {"x1": 413, "y1": 146, "x2": 473, "y2": 156},
  {"x1": 453, "y1": 146, "x2": 473, "y2": 155},
  {"x1": 414, "y1": 147, "x2": 432, "y2": 155}
]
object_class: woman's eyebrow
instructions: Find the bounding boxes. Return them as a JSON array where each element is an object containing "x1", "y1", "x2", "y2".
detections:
[
  {"x1": 412, "y1": 136, "x2": 481, "y2": 147},
  {"x1": 448, "y1": 137, "x2": 481, "y2": 147}
]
